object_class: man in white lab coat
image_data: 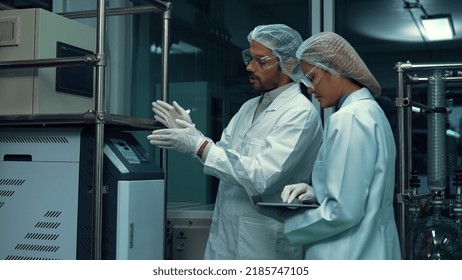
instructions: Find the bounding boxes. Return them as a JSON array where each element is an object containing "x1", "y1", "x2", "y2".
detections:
[
  {"x1": 277, "y1": 32, "x2": 401, "y2": 259},
  {"x1": 148, "y1": 24, "x2": 323, "y2": 259}
]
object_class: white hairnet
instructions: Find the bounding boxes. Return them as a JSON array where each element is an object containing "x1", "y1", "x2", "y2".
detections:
[
  {"x1": 247, "y1": 24, "x2": 303, "y2": 82},
  {"x1": 296, "y1": 32, "x2": 381, "y2": 97}
]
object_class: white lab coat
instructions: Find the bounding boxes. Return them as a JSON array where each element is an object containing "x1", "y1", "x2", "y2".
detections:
[
  {"x1": 203, "y1": 82, "x2": 323, "y2": 259},
  {"x1": 284, "y1": 88, "x2": 401, "y2": 260}
]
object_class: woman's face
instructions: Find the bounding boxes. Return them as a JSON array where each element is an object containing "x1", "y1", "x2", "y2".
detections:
[{"x1": 301, "y1": 61, "x2": 343, "y2": 108}]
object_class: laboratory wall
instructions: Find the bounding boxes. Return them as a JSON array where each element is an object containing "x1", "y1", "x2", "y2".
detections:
[
  {"x1": 128, "y1": 0, "x2": 462, "y2": 204},
  {"x1": 129, "y1": 0, "x2": 312, "y2": 203},
  {"x1": 11, "y1": 0, "x2": 460, "y2": 204}
]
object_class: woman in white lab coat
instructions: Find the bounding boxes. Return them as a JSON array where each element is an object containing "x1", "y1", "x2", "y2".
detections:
[{"x1": 280, "y1": 32, "x2": 401, "y2": 259}]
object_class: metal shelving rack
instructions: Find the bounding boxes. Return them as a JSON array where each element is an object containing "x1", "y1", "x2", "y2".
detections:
[
  {"x1": 0, "y1": 0, "x2": 172, "y2": 260},
  {"x1": 395, "y1": 61, "x2": 462, "y2": 259}
]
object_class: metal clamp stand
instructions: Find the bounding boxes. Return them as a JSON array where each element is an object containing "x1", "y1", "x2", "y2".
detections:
[{"x1": 395, "y1": 60, "x2": 462, "y2": 259}]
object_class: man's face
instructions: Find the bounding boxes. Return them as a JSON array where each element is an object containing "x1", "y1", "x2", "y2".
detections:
[{"x1": 244, "y1": 41, "x2": 285, "y2": 92}]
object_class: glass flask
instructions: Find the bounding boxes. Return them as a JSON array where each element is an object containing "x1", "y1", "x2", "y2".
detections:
[{"x1": 407, "y1": 198, "x2": 462, "y2": 260}]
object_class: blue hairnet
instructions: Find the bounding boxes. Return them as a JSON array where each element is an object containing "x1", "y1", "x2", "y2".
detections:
[
  {"x1": 296, "y1": 32, "x2": 381, "y2": 97},
  {"x1": 247, "y1": 24, "x2": 303, "y2": 82}
]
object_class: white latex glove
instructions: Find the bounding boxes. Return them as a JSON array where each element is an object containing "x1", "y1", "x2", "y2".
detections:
[
  {"x1": 281, "y1": 183, "x2": 317, "y2": 204},
  {"x1": 152, "y1": 100, "x2": 192, "y2": 128},
  {"x1": 147, "y1": 119, "x2": 206, "y2": 157}
]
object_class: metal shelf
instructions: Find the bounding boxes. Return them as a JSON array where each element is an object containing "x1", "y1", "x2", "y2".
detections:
[
  {"x1": 0, "y1": 112, "x2": 162, "y2": 130},
  {"x1": 0, "y1": 0, "x2": 171, "y2": 260}
]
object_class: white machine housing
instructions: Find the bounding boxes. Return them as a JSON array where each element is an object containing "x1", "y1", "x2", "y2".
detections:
[
  {"x1": 0, "y1": 8, "x2": 96, "y2": 115},
  {"x1": 0, "y1": 127, "x2": 165, "y2": 260}
]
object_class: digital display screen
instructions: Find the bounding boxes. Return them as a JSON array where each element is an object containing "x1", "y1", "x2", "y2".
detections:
[{"x1": 55, "y1": 41, "x2": 94, "y2": 97}]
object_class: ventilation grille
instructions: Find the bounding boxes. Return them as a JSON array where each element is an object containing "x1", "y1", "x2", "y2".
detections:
[
  {"x1": 0, "y1": 136, "x2": 69, "y2": 144},
  {"x1": 0, "y1": 16, "x2": 19, "y2": 47},
  {"x1": 14, "y1": 244, "x2": 59, "y2": 253},
  {"x1": 35, "y1": 222, "x2": 61, "y2": 229},
  {"x1": 5, "y1": 255, "x2": 58, "y2": 260},
  {"x1": 44, "y1": 211, "x2": 62, "y2": 218},
  {"x1": 0, "y1": 179, "x2": 25, "y2": 186},
  {"x1": 5, "y1": 211, "x2": 63, "y2": 260},
  {"x1": 0, "y1": 190, "x2": 15, "y2": 197},
  {"x1": 24, "y1": 233, "x2": 59, "y2": 241},
  {"x1": 86, "y1": 148, "x2": 115, "y2": 181},
  {"x1": 82, "y1": 225, "x2": 114, "y2": 259},
  {"x1": 0, "y1": 179, "x2": 23, "y2": 209}
]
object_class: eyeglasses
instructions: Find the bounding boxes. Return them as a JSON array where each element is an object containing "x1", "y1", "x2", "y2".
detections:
[
  {"x1": 301, "y1": 66, "x2": 323, "y2": 88},
  {"x1": 242, "y1": 49, "x2": 279, "y2": 71}
]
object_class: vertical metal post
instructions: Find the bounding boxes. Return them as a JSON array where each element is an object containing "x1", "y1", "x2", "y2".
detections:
[
  {"x1": 92, "y1": 0, "x2": 107, "y2": 260},
  {"x1": 161, "y1": 7, "x2": 170, "y2": 109},
  {"x1": 309, "y1": 0, "x2": 322, "y2": 116},
  {"x1": 406, "y1": 82, "x2": 413, "y2": 184},
  {"x1": 310, "y1": 0, "x2": 335, "y2": 123},
  {"x1": 395, "y1": 61, "x2": 409, "y2": 259},
  {"x1": 160, "y1": 4, "x2": 171, "y2": 260}
]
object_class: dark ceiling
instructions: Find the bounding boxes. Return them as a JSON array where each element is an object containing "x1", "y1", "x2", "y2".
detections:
[
  {"x1": 246, "y1": 0, "x2": 462, "y2": 52},
  {"x1": 337, "y1": 0, "x2": 462, "y2": 51},
  {"x1": 242, "y1": 0, "x2": 462, "y2": 92},
  {"x1": 3, "y1": 0, "x2": 460, "y2": 49}
]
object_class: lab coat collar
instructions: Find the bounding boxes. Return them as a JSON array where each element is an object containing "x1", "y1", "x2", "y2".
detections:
[
  {"x1": 251, "y1": 82, "x2": 299, "y2": 126},
  {"x1": 263, "y1": 82, "x2": 293, "y2": 102},
  {"x1": 338, "y1": 87, "x2": 373, "y2": 110},
  {"x1": 264, "y1": 82, "x2": 299, "y2": 111}
]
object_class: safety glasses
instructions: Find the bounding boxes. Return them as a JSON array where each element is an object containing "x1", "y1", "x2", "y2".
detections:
[
  {"x1": 301, "y1": 66, "x2": 324, "y2": 88},
  {"x1": 242, "y1": 49, "x2": 279, "y2": 71}
]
